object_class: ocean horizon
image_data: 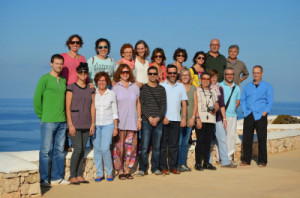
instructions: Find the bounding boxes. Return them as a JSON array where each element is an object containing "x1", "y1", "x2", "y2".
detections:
[{"x1": 0, "y1": 98, "x2": 300, "y2": 152}]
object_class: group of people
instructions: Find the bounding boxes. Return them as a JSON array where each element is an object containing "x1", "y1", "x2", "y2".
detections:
[{"x1": 33, "y1": 35, "x2": 274, "y2": 187}]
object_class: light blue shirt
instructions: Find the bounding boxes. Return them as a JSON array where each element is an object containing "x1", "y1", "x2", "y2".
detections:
[
  {"x1": 219, "y1": 81, "x2": 241, "y2": 117},
  {"x1": 160, "y1": 80, "x2": 188, "y2": 121},
  {"x1": 241, "y1": 80, "x2": 274, "y2": 120}
]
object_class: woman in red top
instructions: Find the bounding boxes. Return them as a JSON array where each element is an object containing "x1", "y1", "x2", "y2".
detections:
[{"x1": 149, "y1": 48, "x2": 167, "y2": 82}]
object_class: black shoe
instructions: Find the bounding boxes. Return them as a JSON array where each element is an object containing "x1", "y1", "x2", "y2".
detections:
[
  {"x1": 203, "y1": 163, "x2": 217, "y2": 170},
  {"x1": 194, "y1": 163, "x2": 203, "y2": 171}
]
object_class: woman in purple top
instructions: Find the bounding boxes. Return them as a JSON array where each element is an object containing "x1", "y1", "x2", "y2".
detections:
[
  {"x1": 112, "y1": 64, "x2": 142, "y2": 180},
  {"x1": 209, "y1": 69, "x2": 236, "y2": 168},
  {"x1": 66, "y1": 63, "x2": 96, "y2": 184}
]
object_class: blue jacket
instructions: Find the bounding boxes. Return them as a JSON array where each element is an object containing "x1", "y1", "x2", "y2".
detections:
[{"x1": 241, "y1": 80, "x2": 274, "y2": 120}]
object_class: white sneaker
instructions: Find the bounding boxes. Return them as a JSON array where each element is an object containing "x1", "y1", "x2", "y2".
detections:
[{"x1": 51, "y1": 179, "x2": 70, "y2": 185}]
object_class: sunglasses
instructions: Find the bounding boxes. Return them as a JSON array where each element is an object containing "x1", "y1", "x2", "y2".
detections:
[
  {"x1": 225, "y1": 73, "x2": 234, "y2": 76},
  {"x1": 70, "y1": 41, "x2": 81, "y2": 45},
  {"x1": 201, "y1": 77, "x2": 211, "y2": 81},
  {"x1": 176, "y1": 54, "x2": 186, "y2": 57},
  {"x1": 121, "y1": 71, "x2": 130, "y2": 75},
  {"x1": 154, "y1": 55, "x2": 162, "y2": 58},
  {"x1": 197, "y1": 56, "x2": 205, "y2": 60},
  {"x1": 148, "y1": 72, "x2": 158, "y2": 76},
  {"x1": 78, "y1": 70, "x2": 88, "y2": 74},
  {"x1": 168, "y1": 72, "x2": 177, "y2": 75},
  {"x1": 98, "y1": 45, "x2": 108, "y2": 49}
]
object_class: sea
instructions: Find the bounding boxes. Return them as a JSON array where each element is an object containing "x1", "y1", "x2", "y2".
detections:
[{"x1": 0, "y1": 98, "x2": 300, "y2": 152}]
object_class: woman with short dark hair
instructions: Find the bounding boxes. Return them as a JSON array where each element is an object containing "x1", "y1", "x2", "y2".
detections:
[
  {"x1": 190, "y1": 51, "x2": 207, "y2": 87},
  {"x1": 65, "y1": 63, "x2": 95, "y2": 184},
  {"x1": 173, "y1": 48, "x2": 188, "y2": 75}
]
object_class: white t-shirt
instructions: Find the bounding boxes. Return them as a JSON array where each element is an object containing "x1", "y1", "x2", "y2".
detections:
[
  {"x1": 196, "y1": 87, "x2": 218, "y2": 124},
  {"x1": 135, "y1": 58, "x2": 149, "y2": 84}
]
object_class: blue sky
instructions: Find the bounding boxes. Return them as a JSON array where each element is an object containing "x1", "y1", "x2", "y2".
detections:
[{"x1": 0, "y1": 0, "x2": 299, "y2": 101}]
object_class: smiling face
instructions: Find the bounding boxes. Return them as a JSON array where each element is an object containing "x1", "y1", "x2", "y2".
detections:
[
  {"x1": 136, "y1": 43, "x2": 146, "y2": 58},
  {"x1": 176, "y1": 52, "x2": 185, "y2": 64},
  {"x1": 50, "y1": 58, "x2": 64, "y2": 74},
  {"x1": 148, "y1": 68, "x2": 158, "y2": 83},
  {"x1": 97, "y1": 41, "x2": 109, "y2": 58},
  {"x1": 253, "y1": 67, "x2": 263, "y2": 82},
  {"x1": 224, "y1": 69, "x2": 234, "y2": 84},
  {"x1": 154, "y1": 52, "x2": 163, "y2": 65},
  {"x1": 167, "y1": 67, "x2": 178, "y2": 84},
  {"x1": 97, "y1": 76, "x2": 107, "y2": 90},
  {"x1": 210, "y1": 39, "x2": 220, "y2": 53},
  {"x1": 122, "y1": 47, "x2": 133, "y2": 61},
  {"x1": 181, "y1": 70, "x2": 190, "y2": 85},
  {"x1": 77, "y1": 69, "x2": 88, "y2": 82},
  {"x1": 201, "y1": 74, "x2": 211, "y2": 89},
  {"x1": 228, "y1": 47, "x2": 239, "y2": 60},
  {"x1": 120, "y1": 67, "x2": 130, "y2": 82},
  {"x1": 69, "y1": 36, "x2": 81, "y2": 53},
  {"x1": 196, "y1": 54, "x2": 205, "y2": 65},
  {"x1": 211, "y1": 75, "x2": 218, "y2": 85}
]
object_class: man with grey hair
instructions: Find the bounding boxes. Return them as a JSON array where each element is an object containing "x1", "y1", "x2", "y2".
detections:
[
  {"x1": 219, "y1": 67, "x2": 241, "y2": 161},
  {"x1": 226, "y1": 45, "x2": 249, "y2": 85}
]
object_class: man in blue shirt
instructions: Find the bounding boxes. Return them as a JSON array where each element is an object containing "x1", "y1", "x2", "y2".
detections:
[
  {"x1": 240, "y1": 65, "x2": 273, "y2": 167},
  {"x1": 160, "y1": 65, "x2": 187, "y2": 175},
  {"x1": 219, "y1": 68, "x2": 241, "y2": 161}
]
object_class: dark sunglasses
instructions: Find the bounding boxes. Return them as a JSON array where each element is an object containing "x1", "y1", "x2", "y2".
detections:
[
  {"x1": 78, "y1": 70, "x2": 88, "y2": 74},
  {"x1": 98, "y1": 45, "x2": 108, "y2": 49},
  {"x1": 168, "y1": 72, "x2": 177, "y2": 75},
  {"x1": 148, "y1": 72, "x2": 158, "y2": 76},
  {"x1": 121, "y1": 71, "x2": 130, "y2": 74},
  {"x1": 70, "y1": 41, "x2": 81, "y2": 45},
  {"x1": 201, "y1": 77, "x2": 211, "y2": 81},
  {"x1": 176, "y1": 54, "x2": 186, "y2": 57},
  {"x1": 225, "y1": 73, "x2": 234, "y2": 76},
  {"x1": 154, "y1": 55, "x2": 163, "y2": 58},
  {"x1": 197, "y1": 56, "x2": 205, "y2": 60}
]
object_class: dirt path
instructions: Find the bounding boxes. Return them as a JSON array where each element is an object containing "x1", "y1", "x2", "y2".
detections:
[{"x1": 43, "y1": 149, "x2": 300, "y2": 198}]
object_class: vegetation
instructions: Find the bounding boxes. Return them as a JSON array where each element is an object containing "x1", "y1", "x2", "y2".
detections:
[{"x1": 272, "y1": 115, "x2": 300, "y2": 124}]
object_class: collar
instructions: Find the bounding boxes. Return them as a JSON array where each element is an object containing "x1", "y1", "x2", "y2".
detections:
[
  {"x1": 117, "y1": 81, "x2": 133, "y2": 87},
  {"x1": 97, "y1": 88, "x2": 109, "y2": 95},
  {"x1": 165, "y1": 79, "x2": 178, "y2": 87},
  {"x1": 221, "y1": 80, "x2": 236, "y2": 88},
  {"x1": 226, "y1": 58, "x2": 240, "y2": 64},
  {"x1": 207, "y1": 51, "x2": 222, "y2": 58},
  {"x1": 252, "y1": 80, "x2": 263, "y2": 86}
]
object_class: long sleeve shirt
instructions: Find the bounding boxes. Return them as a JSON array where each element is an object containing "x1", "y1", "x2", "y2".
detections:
[
  {"x1": 140, "y1": 84, "x2": 166, "y2": 121},
  {"x1": 241, "y1": 80, "x2": 274, "y2": 120},
  {"x1": 33, "y1": 73, "x2": 66, "y2": 122}
]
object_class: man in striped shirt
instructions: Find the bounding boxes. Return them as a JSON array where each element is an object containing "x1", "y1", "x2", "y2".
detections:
[{"x1": 137, "y1": 67, "x2": 167, "y2": 176}]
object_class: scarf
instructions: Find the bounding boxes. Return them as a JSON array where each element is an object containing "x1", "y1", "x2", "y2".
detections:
[
  {"x1": 210, "y1": 82, "x2": 221, "y2": 96},
  {"x1": 121, "y1": 58, "x2": 135, "y2": 70}
]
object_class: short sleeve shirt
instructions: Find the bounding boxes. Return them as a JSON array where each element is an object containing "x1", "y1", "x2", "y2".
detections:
[{"x1": 219, "y1": 81, "x2": 241, "y2": 117}]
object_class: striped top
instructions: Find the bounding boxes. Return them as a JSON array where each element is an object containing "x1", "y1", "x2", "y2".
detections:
[{"x1": 140, "y1": 84, "x2": 166, "y2": 121}]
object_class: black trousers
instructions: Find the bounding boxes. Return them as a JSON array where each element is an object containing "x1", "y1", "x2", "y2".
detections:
[
  {"x1": 160, "y1": 121, "x2": 180, "y2": 170},
  {"x1": 242, "y1": 113, "x2": 268, "y2": 164},
  {"x1": 195, "y1": 123, "x2": 215, "y2": 165}
]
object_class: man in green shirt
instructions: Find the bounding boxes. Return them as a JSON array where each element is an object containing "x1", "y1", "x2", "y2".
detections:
[
  {"x1": 204, "y1": 39, "x2": 226, "y2": 82},
  {"x1": 33, "y1": 54, "x2": 70, "y2": 187}
]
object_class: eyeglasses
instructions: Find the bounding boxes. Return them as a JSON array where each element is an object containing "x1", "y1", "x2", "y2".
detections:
[
  {"x1": 121, "y1": 71, "x2": 130, "y2": 75},
  {"x1": 70, "y1": 41, "x2": 81, "y2": 45},
  {"x1": 154, "y1": 55, "x2": 162, "y2": 58},
  {"x1": 78, "y1": 70, "x2": 88, "y2": 74},
  {"x1": 123, "y1": 51, "x2": 132, "y2": 54},
  {"x1": 225, "y1": 73, "x2": 234, "y2": 76},
  {"x1": 98, "y1": 45, "x2": 108, "y2": 49},
  {"x1": 176, "y1": 54, "x2": 186, "y2": 57},
  {"x1": 168, "y1": 72, "x2": 177, "y2": 75},
  {"x1": 210, "y1": 44, "x2": 220, "y2": 46},
  {"x1": 197, "y1": 56, "x2": 205, "y2": 60},
  {"x1": 148, "y1": 72, "x2": 158, "y2": 76},
  {"x1": 201, "y1": 77, "x2": 211, "y2": 81}
]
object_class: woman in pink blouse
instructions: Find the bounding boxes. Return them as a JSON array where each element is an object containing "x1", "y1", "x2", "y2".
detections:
[
  {"x1": 149, "y1": 48, "x2": 167, "y2": 82},
  {"x1": 116, "y1": 43, "x2": 135, "y2": 70}
]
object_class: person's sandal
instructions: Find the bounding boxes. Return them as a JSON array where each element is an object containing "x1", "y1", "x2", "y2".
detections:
[
  {"x1": 118, "y1": 174, "x2": 126, "y2": 180},
  {"x1": 125, "y1": 173, "x2": 134, "y2": 179}
]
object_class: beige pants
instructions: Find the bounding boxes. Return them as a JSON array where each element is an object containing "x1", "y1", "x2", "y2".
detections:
[{"x1": 226, "y1": 117, "x2": 237, "y2": 158}]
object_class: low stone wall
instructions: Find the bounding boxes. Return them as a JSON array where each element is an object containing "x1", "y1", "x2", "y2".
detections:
[{"x1": 1, "y1": 118, "x2": 300, "y2": 197}]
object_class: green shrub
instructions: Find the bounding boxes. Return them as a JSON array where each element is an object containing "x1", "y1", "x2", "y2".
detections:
[{"x1": 272, "y1": 115, "x2": 300, "y2": 124}]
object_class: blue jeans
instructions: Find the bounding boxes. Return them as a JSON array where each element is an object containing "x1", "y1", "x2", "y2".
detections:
[
  {"x1": 178, "y1": 126, "x2": 192, "y2": 165},
  {"x1": 215, "y1": 121, "x2": 231, "y2": 166},
  {"x1": 139, "y1": 121, "x2": 163, "y2": 172},
  {"x1": 39, "y1": 122, "x2": 66, "y2": 182},
  {"x1": 93, "y1": 123, "x2": 114, "y2": 177}
]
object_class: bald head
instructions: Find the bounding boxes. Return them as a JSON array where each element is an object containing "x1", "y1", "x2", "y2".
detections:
[{"x1": 210, "y1": 39, "x2": 220, "y2": 53}]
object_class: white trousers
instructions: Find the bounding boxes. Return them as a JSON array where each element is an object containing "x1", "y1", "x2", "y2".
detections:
[{"x1": 226, "y1": 117, "x2": 237, "y2": 158}]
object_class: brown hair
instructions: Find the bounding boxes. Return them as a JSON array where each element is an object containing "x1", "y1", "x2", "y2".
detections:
[
  {"x1": 94, "y1": 72, "x2": 111, "y2": 86},
  {"x1": 179, "y1": 68, "x2": 192, "y2": 85},
  {"x1": 66, "y1": 34, "x2": 83, "y2": 50},
  {"x1": 134, "y1": 40, "x2": 150, "y2": 58},
  {"x1": 113, "y1": 64, "x2": 135, "y2": 83},
  {"x1": 120, "y1": 43, "x2": 134, "y2": 57},
  {"x1": 150, "y1": 48, "x2": 166, "y2": 65},
  {"x1": 208, "y1": 69, "x2": 219, "y2": 77}
]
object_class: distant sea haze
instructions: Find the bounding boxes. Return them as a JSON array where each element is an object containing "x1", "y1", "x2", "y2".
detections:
[{"x1": 0, "y1": 98, "x2": 299, "y2": 152}]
